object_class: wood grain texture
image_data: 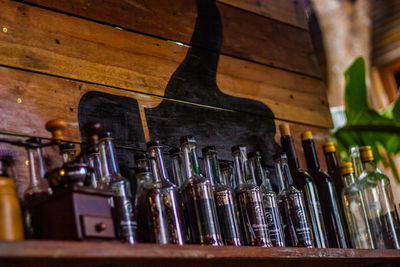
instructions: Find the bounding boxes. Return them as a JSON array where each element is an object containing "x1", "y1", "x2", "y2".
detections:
[
  {"x1": 0, "y1": 241, "x2": 399, "y2": 267},
  {"x1": 0, "y1": 66, "x2": 329, "y2": 196},
  {"x1": 218, "y1": 0, "x2": 309, "y2": 30},
  {"x1": 20, "y1": 0, "x2": 320, "y2": 77},
  {"x1": 0, "y1": 0, "x2": 331, "y2": 128}
]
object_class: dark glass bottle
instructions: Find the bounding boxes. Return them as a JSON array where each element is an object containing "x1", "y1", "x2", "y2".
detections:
[
  {"x1": 249, "y1": 151, "x2": 285, "y2": 247},
  {"x1": 323, "y1": 141, "x2": 351, "y2": 247},
  {"x1": 232, "y1": 145, "x2": 271, "y2": 247},
  {"x1": 180, "y1": 136, "x2": 222, "y2": 245},
  {"x1": 220, "y1": 162, "x2": 234, "y2": 189},
  {"x1": 279, "y1": 123, "x2": 328, "y2": 248},
  {"x1": 134, "y1": 163, "x2": 170, "y2": 244},
  {"x1": 275, "y1": 153, "x2": 314, "y2": 248},
  {"x1": 147, "y1": 141, "x2": 185, "y2": 245},
  {"x1": 301, "y1": 131, "x2": 347, "y2": 248},
  {"x1": 203, "y1": 146, "x2": 242, "y2": 246},
  {"x1": 99, "y1": 132, "x2": 136, "y2": 244}
]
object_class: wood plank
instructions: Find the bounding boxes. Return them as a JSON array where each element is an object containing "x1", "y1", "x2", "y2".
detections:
[
  {"x1": 0, "y1": 241, "x2": 399, "y2": 267},
  {"x1": 0, "y1": 0, "x2": 331, "y2": 128},
  {"x1": 218, "y1": 0, "x2": 309, "y2": 30},
  {"x1": 21, "y1": 0, "x2": 320, "y2": 77},
  {"x1": 0, "y1": 66, "x2": 329, "y2": 196}
]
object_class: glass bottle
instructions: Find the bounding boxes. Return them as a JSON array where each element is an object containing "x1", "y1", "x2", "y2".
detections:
[
  {"x1": 59, "y1": 143, "x2": 76, "y2": 164},
  {"x1": 301, "y1": 131, "x2": 348, "y2": 248},
  {"x1": 99, "y1": 132, "x2": 136, "y2": 244},
  {"x1": 147, "y1": 140, "x2": 185, "y2": 245},
  {"x1": 279, "y1": 124, "x2": 328, "y2": 248},
  {"x1": 249, "y1": 151, "x2": 285, "y2": 247},
  {"x1": 203, "y1": 146, "x2": 242, "y2": 246},
  {"x1": 323, "y1": 141, "x2": 351, "y2": 247},
  {"x1": 275, "y1": 153, "x2": 314, "y2": 248},
  {"x1": 340, "y1": 162, "x2": 374, "y2": 249},
  {"x1": 180, "y1": 136, "x2": 222, "y2": 245},
  {"x1": 170, "y1": 147, "x2": 185, "y2": 188},
  {"x1": 232, "y1": 145, "x2": 271, "y2": 247},
  {"x1": 220, "y1": 162, "x2": 234, "y2": 189},
  {"x1": 24, "y1": 138, "x2": 52, "y2": 202},
  {"x1": 359, "y1": 146, "x2": 400, "y2": 249},
  {"x1": 87, "y1": 146, "x2": 102, "y2": 189},
  {"x1": 349, "y1": 146, "x2": 363, "y2": 179}
]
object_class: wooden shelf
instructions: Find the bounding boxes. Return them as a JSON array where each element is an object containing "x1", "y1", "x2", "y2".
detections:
[{"x1": 0, "y1": 241, "x2": 399, "y2": 266}]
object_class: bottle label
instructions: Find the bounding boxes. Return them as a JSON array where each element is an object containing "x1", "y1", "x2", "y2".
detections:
[
  {"x1": 263, "y1": 194, "x2": 285, "y2": 247},
  {"x1": 288, "y1": 193, "x2": 313, "y2": 247}
]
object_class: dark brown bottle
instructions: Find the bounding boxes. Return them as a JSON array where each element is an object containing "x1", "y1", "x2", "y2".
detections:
[
  {"x1": 147, "y1": 141, "x2": 185, "y2": 245},
  {"x1": 232, "y1": 145, "x2": 271, "y2": 247},
  {"x1": 180, "y1": 136, "x2": 222, "y2": 245},
  {"x1": 274, "y1": 153, "x2": 314, "y2": 248},
  {"x1": 203, "y1": 146, "x2": 242, "y2": 246},
  {"x1": 301, "y1": 131, "x2": 347, "y2": 248},
  {"x1": 279, "y1": 123, "x2": 328, "y2": 248},
  {"x1": 323, "y1": 141, "x2": 351, "y2": 247}
]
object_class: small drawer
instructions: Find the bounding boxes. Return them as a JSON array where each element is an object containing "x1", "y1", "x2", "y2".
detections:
[{"x1": 81, "y1": 215, "x2": 115, "y2": 239}]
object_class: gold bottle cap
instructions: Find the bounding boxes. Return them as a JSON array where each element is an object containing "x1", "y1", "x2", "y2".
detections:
[
  {"x1": 360, "y1": 146, "x2": 374, "y2": 162},
  {"x1": 279, "y1": 123, "x2": 291, "y2": 136},
  {"x1": 341, "y1": 162, "x2": 354, "y2": 175},
  {"x1": 323, "y1": 142, "x2": 336, "y2": 153},
  {"x1": 301, "y1": 130, "x2": 313, "y2": 140}
]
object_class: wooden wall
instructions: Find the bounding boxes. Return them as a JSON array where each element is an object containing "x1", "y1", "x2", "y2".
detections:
[{"x1": 0, "y1": 0, "x2": 332, "y2": 195}]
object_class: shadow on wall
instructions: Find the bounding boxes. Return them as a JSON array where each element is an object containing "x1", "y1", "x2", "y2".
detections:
[{"x1": 78, "y1": 0, "x2": 280, "y2": 186}]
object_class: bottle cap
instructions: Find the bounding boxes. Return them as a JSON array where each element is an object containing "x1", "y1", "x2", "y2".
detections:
[
  {"x1": 273, "y1": 152, "x2": 287, "y2": 161},
  {"x1": 360, "y1": 146, "x2": 374, "y2": 162},
  {"x1": 99, "y1": 131, "x2": 112, "y2": 139},
  {"x1": 169, "y1": 147, "x2": 181, "y2": 155},
  {"x1": 323, "y1": 142, "x2": 336, "y2": 153},
  {"x1": 45, "y1": 119, "x2": 67, "y2": 140},
  {"x1": 231, "y1": 145, "x2": 245, "y2": 153},
  {"x1": 146, "y1": 140, "x2": 162, "y2": 148},
  {"x1": 219, "y1": 161, "x2": 232, "y2": 170},
  {"x1": 202, "y1": 146, "x2": 217, "y2": 155},
  {"x1": 301, "y1": 131, "x2": 313, "y2": 140},
  {"x1": 59, "y1": 143, "x2": 76, "y2": 152},
  {"x1": 279, "y1": 123, "x2": 291, "y2": 136},
  {"x1": 180, "y1": 135, "x2": 195, "y2": 145},
  {"x1": 248, "y1": 151, "x2": 261, "y2": 159},
  {"x1": 340, "y1": 162, "x2": 354, "y2": 175}
]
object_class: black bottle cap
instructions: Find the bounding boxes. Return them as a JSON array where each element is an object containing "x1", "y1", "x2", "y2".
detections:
[
  {"x1": 169, "y1": 147, "x2": 181, "y2": 155},
  {"x1": 273, "y1": 152, "x2": 287, "y2": 161},
  {"x1": 59, "y1": 143, "x2": 75, "y2": 152},
  {"x1": 146, "y1": 140, "x2": 162, "y2": 148},
  {"x1": 99, "y1": 131, "x2": 112, "y2": 139},
  {"x1": 248, "y1": 151, "x2": 261, "y2": 159},
  {"x1": 231, "y1": 145, "x2": 245, "y2": 153},
  {"x1": 202, "y1": 145, "x2": 216, "y2": 154},
  {"x1": 180, "y1": 135, "x2": 195, "y2": 144}
]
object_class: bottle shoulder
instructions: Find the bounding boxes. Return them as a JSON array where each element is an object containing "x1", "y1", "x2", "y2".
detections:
[{"x1": 358, "y1": 170, "x2": 390, "y2": 186}]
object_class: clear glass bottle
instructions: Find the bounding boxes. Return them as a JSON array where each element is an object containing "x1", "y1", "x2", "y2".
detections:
[
  {"x1": 147, "y1": 140, "x2": 185, "y2": 245},
  {"x1": 349, "y1": 146, "x2": 364, "y2": 180},
  {"x1": 359, "y1": 146, "x2": 400, "y2": 249},
  {"x1": 249, "y1": 151, "x2": 285, "y2": 247},
  {"x1": 180, "y1": 136, "x2": 222, "y2": 245},
  {"x1": 232, "y1": 145, "x2": 271, "y2": 247},
  {"x1": 169, "y1": 147, "x2": 185, "y2": 188},
  {"x1": 301, "y1": 131, "x2": 348, "y2": 248},
  {"x1": 279, "y1": 124, "x2": 328, "y2": 248},
  {"x1": 203, "y1": 146, "x2": 242, "y2": 246},
  {"x1": 59, "y1": 143, "x2": 76, "y2": 164},
  {"x1": 87, "y1": 146, "x2": 102, "y2": 189},
  {"x1": 99, "y1": 132, "x2": 136, "y2": 244},
  {"x1": 220, "y1": 162, "x2": 234, "y2": 189},
  {"x1": 275, "y1": 153, "x2": 314, "y2": 248},
  {"x1": 340, "y1": 162, "x2": 374, "y2": 249},
  {"x1": 24, "y1": 138, "x2": 52, "y2": 201}
]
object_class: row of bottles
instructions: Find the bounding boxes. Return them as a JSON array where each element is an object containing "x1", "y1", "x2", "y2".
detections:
[{"x1": 0, "y1": 118, "x2": 399, "y2": 250}]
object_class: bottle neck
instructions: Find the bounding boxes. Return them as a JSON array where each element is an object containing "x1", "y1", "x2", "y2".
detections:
[
  {"x1": 61, "y1": 149, "x2": 76, "y2": 164},
  {"x1": 350, "y1": 148, "x2": 363, "y2": 178},
  {"x1": 275, "y1": 157, "x2": 294, "y2": 192},
  {"x1": 248, "y1": 154, "x2": 265, "y2": 185},
  {"x1": 27, "y1": 147, "x2": 46, "y2": 186},
  {"x1": 171, "y1": 152, "x2": 184, "y2": 187},
  {"x1": 275, "y1": 159, "x2": 287, "y2": 192},
  {"x1": 99, "y1": 137, "x2": 121, "y2": 179},
  {"x1": 149, "y1": 157, "x2": 162, "y2": 183},
  {"x1": 325, "y1": 151, "x2": 339, "y2": 175},
  {"x1": 261, "y1": 175, "x2": 273, "y2": 191},
  {"x1": 362, "y1": 160, "x2": 376, "y2": 172},
  {"x1": 342, "y1": 172, "x2": 356, "y2": 188},
  {"x1": 181, "y1": 141, "x2": 201, "y2": 179},
  {"x1": 281, "y1": 135, "x2": 300, "y2": 169},
  {"x1": 302, "y1": 138, "x2": 320, "y2": 171},
  {"x1": 203, "y1": 151, "x2": 223, "y2": 185},
  {"x1": 233, "y1": 147, "x2": 251, "y2": 186},
  {"x1": 148, "y1": 145, "x2": 171, "y2": 183}
]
